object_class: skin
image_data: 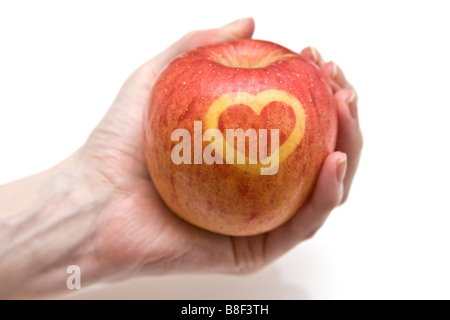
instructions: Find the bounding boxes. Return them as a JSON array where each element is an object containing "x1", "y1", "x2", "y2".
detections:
[{"x1": 0, "y1": 18, "x2": 362, "y2": 298}]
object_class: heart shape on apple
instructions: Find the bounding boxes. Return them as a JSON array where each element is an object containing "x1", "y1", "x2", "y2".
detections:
[{"x1": 204, "y1": 89, "x2": 305, "y2": 175}]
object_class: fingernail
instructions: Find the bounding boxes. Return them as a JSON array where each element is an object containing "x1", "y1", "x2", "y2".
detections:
[
  {"x1": 310, "y1": 47, "x2": 318, "y2": 63},
  {"x1": 331, "y1": 61, "x2": 338, "y2": 78},
  {"x1": 336, "y1": 153, "x2": 347, "y2": 183},
  {"x1": 346, "y1": 90, "x2": 356, "y2": 103},
  {"x1": 346, "y1": 90, "x2": 357, "y2": 119},
  {"x1": 223, "y1": 17, "x2": 248, "y2": 29}
]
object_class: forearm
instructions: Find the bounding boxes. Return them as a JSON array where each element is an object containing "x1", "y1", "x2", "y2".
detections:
[{"x1": 0, "y1": 152, "x2": 110, "y2": 298}]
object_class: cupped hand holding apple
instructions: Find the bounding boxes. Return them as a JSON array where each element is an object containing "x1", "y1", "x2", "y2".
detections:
[{"x1": 85, "y1": 17, "x2": 362, "y2": 277}]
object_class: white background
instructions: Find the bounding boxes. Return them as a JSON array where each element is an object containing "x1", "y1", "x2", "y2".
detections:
[{"x1": 1, "y1": 0, "x2": 449, "y2": 299}]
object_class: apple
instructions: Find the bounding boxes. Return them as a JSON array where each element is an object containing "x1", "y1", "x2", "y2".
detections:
[{"x1": 144, "y1": 39, "x2": 338, "y2": 236}]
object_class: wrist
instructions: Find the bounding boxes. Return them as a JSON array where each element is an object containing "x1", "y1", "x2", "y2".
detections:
[{"x1": 0, "y1": 150, "x2": 113, "y2": 298}]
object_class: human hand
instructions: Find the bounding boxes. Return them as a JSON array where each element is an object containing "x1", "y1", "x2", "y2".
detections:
[{"x1": 69, "y1": 18, "x2": 363, "y2": 282}]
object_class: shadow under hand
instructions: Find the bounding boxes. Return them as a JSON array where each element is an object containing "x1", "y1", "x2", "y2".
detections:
[{"x1": 63, "y1": 263, "x2": 309, "y2": 300}]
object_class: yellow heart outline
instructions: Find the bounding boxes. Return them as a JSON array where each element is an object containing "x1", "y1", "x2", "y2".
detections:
[{"x1": 203, "y1": 89, "x2": 306, "y2": 175}]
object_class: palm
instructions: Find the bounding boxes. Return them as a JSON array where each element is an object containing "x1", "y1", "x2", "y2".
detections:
[{"x1": 83, "y1": 18, "x2": 362, "y2": 277}]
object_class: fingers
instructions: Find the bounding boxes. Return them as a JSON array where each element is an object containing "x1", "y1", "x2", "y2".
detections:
[
  {"x1": 150, "y1": 17, "x2": 255, "y2": 75},
  {"x1": 302, "y1": 47, "x2": 362, "y2": 203},
  {"x1": 301, "y1": 47, "x2": 355, "y2": 93},
  {"x1": 300, "y1": 47, "x2": 325, "y2": 66},
  {"x1": 335, "y1": 89, "x2": 363, "y2": 203},
  {"x1": 264, "y1": 152, "x2": 347, "y2": 263},
  {"x1": 320, "y1": 61, "x2": 355, "y2": 93}
]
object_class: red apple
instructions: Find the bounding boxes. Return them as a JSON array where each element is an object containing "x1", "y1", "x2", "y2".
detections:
[{"x1": 144, "y1": 39, "x2": 337, "y2": 236}]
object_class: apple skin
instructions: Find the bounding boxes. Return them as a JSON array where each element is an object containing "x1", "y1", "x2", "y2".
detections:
[{"x1": 144, "y1": 39, "x2": 338, "y2": 236}]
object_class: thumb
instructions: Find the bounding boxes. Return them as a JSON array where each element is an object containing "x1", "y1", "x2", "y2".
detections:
[
  {"x1": 116, "y1": 18, "x2": 255, "y2": 97},
  {"x1": 103, "y1": 18, "x2": 254, "y2": 145},
  {"x1": 148, "y1": 17, "x2": 255, "y2": 77}
]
